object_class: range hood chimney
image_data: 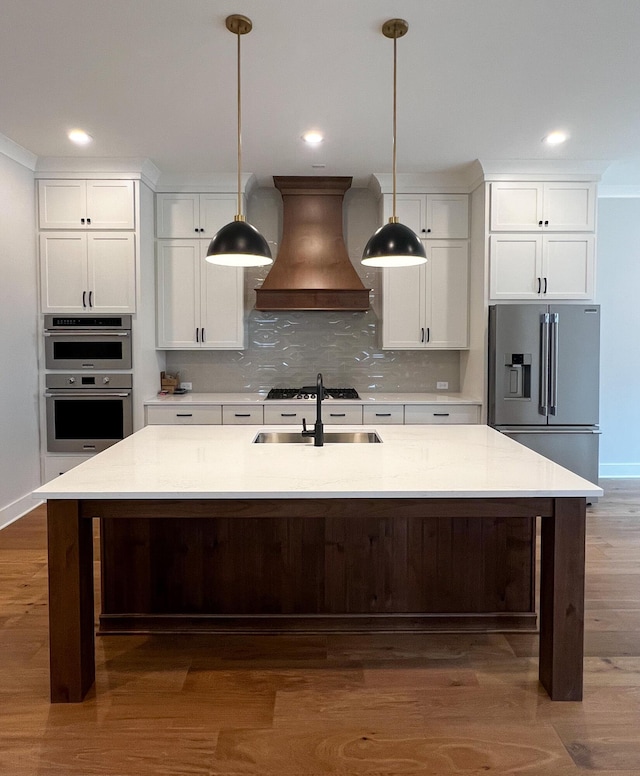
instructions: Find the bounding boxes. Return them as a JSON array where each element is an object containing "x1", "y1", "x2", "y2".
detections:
[{"x1": 255, "y1": 176, "x2": 370, "y2": 311}]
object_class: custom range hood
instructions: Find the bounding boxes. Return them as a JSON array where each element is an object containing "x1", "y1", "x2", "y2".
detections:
[{"x1": 255, "y1": 176, "x2": 370, "y2": 311}]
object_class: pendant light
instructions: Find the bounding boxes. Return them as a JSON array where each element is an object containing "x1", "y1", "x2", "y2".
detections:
[
  {"x1": 206, "y1": 14, "x2": 272, "y2": 267},
  {"x1": 362, "y1": 19, "x2": 426, "y2": 268}
]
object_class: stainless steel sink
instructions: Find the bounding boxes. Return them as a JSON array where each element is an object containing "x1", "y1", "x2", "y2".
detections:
[{"x1": 253, "y1": 431, "x2": 382, "y2": 444}]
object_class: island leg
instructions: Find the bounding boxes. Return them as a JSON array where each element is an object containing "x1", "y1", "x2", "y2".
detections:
[
  {"x1": 47, "y1": 500, "x2": 95, "y2": 702},
  {"x1": 538, "y1": 497, "x2": 586, "y2": 701}
]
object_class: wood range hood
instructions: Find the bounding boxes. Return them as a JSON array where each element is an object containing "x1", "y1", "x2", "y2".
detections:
[{"x1": 255, "y1": 176, "x2": 370, "y2": 311}]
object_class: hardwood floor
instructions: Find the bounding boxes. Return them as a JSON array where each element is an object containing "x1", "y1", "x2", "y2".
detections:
[{"x1": 1, "y1": 481, "x2": 640, "y2": 775}]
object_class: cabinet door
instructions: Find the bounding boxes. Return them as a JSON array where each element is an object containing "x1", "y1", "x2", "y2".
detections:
[
  {"x1": 156, "y1": 240, "x2": 201, "y2": 348},
  {"x1": 542, "y1": 235, "x2": 595, "y2": 299},
  {"x1": 38, "y1": 181, "x2": 86, "y2": 229},
  {"x1": 199, "y1": 195, "x2": 238, "y2": 239},
  {"x1": 425, "y1": 241, "x2": 469, "y2": 348},
  {"x1": 85, "y1": 181, "x2": 134, "y2": 229},
  {"x1": 87, "y1": 233, "x2": 136, "y2": 312},
  {"x1": 201, "y1": 248, "x2": 245, "y2": 348},
  {"x1": 40, "y1": 232, "x2": 88, "y2": 312},
  {"x1": 425, "y1": 195, "x2": 469, "y2": 238},
  {"x1": 489, "y1": 234, "x2": 542, "y2": 300},
  {"x1": 391, "y1": 195, "x2": 424, "y2": 234},
  {"x1": 490, "y1": 183, "x2": 543, "y2": 231},
  {"x1": 381, "y1": 264, "x2": 425, "y2": 348},
  {"x1": 156, "y1": 194, "x2": 201, "y2": 238},
  {"x1": 542, "y1": 183, "x2": 596, "y2": 231}
]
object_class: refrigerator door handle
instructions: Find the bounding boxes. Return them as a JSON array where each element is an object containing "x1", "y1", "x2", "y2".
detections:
[
  {"x1": 539, "y1": 313, "x2": 550, "y2": 416},
  {"x1": 549, "y1": 312, "x2": 559, "y2": 415}
]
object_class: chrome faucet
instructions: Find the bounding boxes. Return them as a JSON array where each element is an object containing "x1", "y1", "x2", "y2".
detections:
[{"x1": 301, "y1": 372, "x2": 324, "y2": 446}]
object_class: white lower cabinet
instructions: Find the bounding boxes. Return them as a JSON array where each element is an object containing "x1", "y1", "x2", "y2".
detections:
[
  {"x1": 156, "y1": 240, "x2": 244, "y2": 349},
  {"x1": 42, "y1": 455, "x2": 93, "y2": 484},
  {"x1": 264, "y1": 404, "x2": 363, "y2": 425},
  {"x1": 145, "y1": 406, "x2": 222, "y2": 425},
  {"x1": 362, "y1": 405, "x2": 404, "y2": 424},
  {"x1": 382, "y1": 240, "x2": 469, "y2": 349},
  {"x1": 404, "y1": 405, "x2": 480, "y2": 424},
  {"x1": 489, "y1": 233, "x2": 595, "y2": 300},
  {"x1": 222, "y1": 406, "x2": 264, "y2": 424},
  {"x1": 145, "y1": 401, "x2": 479, "y2": 427}
]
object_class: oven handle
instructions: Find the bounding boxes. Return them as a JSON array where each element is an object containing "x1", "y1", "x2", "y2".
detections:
[
  {"x1": 45, "y1": 391, "x2": 131, "y2": 398},
  {"x1": 44, "y1": 331, "x2": 130, "y2": 337}
]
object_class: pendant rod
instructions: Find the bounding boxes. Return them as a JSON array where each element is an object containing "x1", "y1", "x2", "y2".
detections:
[
  {"x1": 236, "y1": 28, "x2": 243, "y2": 218},
  {"x1": 392, "y1": 33, "x2": 397, "y2": 221}
]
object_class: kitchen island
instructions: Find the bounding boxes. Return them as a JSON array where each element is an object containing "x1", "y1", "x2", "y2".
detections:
[{"x1": 34, "y1": 423, "x2": 602, "y2": 703}]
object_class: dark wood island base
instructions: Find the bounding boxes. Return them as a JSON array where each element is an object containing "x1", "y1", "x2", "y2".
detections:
[{"x1": 46, "y1": 495, "x2": 586, "y2": 703}]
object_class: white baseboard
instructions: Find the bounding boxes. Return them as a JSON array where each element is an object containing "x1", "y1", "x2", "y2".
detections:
[
  {"x1": 0, "y1": 493, "x2": 44, "y2": 531},
  {"x1": 599, "y1": 463, "x2": 640, "y2": 479}
]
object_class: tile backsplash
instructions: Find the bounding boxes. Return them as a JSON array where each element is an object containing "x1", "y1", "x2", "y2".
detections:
[
  {"x1": 165, "y1": 272, "x2": 460, "y2": 394},
  {"x1": 164, "y1": 187, "x2": 461, "y2": 394}
]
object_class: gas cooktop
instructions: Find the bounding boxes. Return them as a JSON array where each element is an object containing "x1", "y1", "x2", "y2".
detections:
[{"x1": 266, "y1": 387, "x2": 360, "y2": 400}]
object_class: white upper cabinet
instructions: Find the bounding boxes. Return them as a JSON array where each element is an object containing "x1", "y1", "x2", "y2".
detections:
[
  {"x1": 382, "y1": 240, "x2": 469, "y2": 349},
  {"x1": 156, "y1": 239, "x2": 244, "y2": 349},
  {"x1": 490, "y1": 182, "x2": 596, "y2": 232},
  {"x1": 386, "y1": 194, "x2": 469, "y2": 239},
  {"x1": 38, "y1": 180, "x2": 135, "y2": 229},
  {"x1": 489, "y1": 234, "x2": 595, "y2": 300},
  {"x1": 40, "y1": 232, "x2": 136, "y2": 313},
  {"x1": 156, "y1": 193, "x2": 238, "y2": 238}
]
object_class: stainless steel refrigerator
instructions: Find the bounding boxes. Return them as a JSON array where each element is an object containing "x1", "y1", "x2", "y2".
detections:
[{"x1": 488, "y1": 303, "x2": 600, "y2": 484}]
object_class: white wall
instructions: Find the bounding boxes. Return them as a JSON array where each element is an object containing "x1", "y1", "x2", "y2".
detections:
[
  {"x1": 0, "y1": 151, "x2": 41, "y2": 527},
  {"x1": 597, "y1": 196, "x2": 640, "y2": 477}
]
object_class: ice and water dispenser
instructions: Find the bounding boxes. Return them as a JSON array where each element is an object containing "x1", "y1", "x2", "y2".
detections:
[{"x1": 503, "y1": 353, "x2": 532, "y2": 400}]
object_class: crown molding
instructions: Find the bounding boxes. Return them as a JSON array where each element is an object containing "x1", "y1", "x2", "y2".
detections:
[
  {"x1": 0, "y1": 133, "x2": 38, "y2": 170},
  {"x1": 154, "y1": 172, "x2": 257, "y2": 195},
  {"x1": 475, "y1": 159, "x2": 610, "y2": 182},
  {"x1": 34, "y1": 157, "x2": 162, "y2": 187}
]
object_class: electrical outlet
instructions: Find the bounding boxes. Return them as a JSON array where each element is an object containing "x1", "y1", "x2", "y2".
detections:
[
  {"x1": 180, "y1": 382, "x2": 192, "y2": 391},
  {"x1": 436, "y1": 381, "x2": 449, "y2": 390}
]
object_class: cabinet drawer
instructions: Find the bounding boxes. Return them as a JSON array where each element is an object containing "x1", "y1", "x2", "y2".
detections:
[
  {"x1": 146, "y1": 405, "x2": 222, "y2": 425},
  {"x1": 404, "y1": 405, "x2": 479, "y2": 424},
  {"x1": 323, "y1": 404, "x2": 363, "y2": 424},
  {"x1": 264, "y1": 406, "x2": 307, "y2": 424},
  {"x1": 363, "y1": 405, "x2": 404, "y2": 424},
  {"x1": 222, "y1": 405, "x2": 264, "y2": 424}
]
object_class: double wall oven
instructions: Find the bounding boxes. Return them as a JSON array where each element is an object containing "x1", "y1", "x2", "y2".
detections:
[{"x1": 43, "y1": 315, "x2": 133, "y2": 454}]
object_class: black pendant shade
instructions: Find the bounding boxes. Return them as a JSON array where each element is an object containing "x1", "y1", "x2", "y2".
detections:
[
  {"x1": 206, "y1": 219, "x2": 272, "y2": 267},
  {"x1": 361, "y1": 220, "x2": 427, "y2": 267}
]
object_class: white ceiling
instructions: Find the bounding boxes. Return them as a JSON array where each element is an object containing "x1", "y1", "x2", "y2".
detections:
[{"x1": 2, "y1": 0, "x2": 640, "y2": 187}]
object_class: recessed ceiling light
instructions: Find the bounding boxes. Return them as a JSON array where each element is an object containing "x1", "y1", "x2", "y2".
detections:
[
  {"x1": 543, "y1": 130, "x2": 568, "y2": 145},
  {"x1": 302, "y1": 131, "x2": 324, "y2": 145},
  {"x1": 68, "y1": 129, "x2": 92, "y2": 145}
]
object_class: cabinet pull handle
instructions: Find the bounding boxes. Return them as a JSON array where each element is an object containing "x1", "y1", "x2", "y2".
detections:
[
  {"x1": 543, "y1": 277, "x2": 548, "y2": 294},
  {"x1": 537, "y1": 277, "x2": 541, "y2": 294},
  {"x1": 433, "y1": 412, "x2": 450, "y2": 417},
  {"x1": 234, "y1": 413, "x2": 251, "y2": 417},
  {"x1": 538, "y1": 220, "x2": 543, "y2": 226},
  {"x1": 80, "y1": 218, "x2": 85, "y2": 224},
  {"x1": 421, "y1": 327, "x2": 425, "y2": 343},
  {"x1": 195, "y1": 328, "x2": 199, "y2": 343},
  {"x1": 375, "y1": 413, "x2": 392, "y2": 417},
  {"x1": 88, "y1": 291, "x2": 93, "y2": 307},
  {"x1": 194, "y1": 227, "x2": 199, "y2": 233},
  {"x1": 201, "y1": 327, "x2": 205, "y2": 342},
  {"x1": 329, "y1": 413, "x2": 346, "y2": 417},
  {"x1": 544, "y1": 220, "x2": 549, "y2": 226},
  {"x1": 281, "y1": 413, "x2": 297, "y2": 417},
  {"x1": 86, "y1": 217, "x2": 91, "y2": 225},
  {"x1": 82, "y1": 291, "x2": 87, "y2": 308},
  {"x1": 176, "y1": 413, "x2": 193, "y2": 417},
  {"x1": 426, "y1": 327, "x2": 430, "y2": 343}
]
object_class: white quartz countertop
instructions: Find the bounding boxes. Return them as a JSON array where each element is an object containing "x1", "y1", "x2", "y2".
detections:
[
  {"x1": 145, "y1": 392, "x2": 482, "y2": 405},
  {"x1": 33, "y1": 424, "x2": 603, "y2": 501}
]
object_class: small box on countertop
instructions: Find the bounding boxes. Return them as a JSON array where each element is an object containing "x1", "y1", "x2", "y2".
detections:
[{"x1": 160, "y1": 371, "x2": 180, "y2": 394}]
